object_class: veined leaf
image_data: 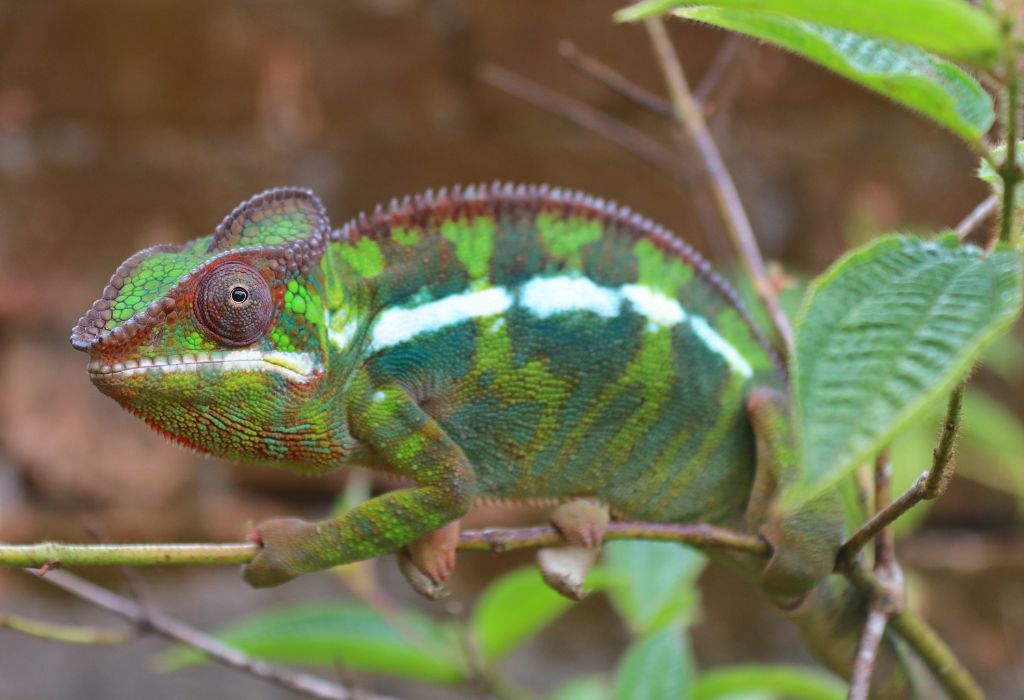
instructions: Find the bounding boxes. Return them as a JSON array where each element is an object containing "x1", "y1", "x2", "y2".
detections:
[
  {"x1": 691, "y1": 664, "x2": 846, "y2": 700},
  {"x1": 601, "y1": 540, "x2": 706, "y2": 635},
  {"x1": 157, "y1": 602, "x2": 466, "y2": 684},
  {"x1": 615, "y1": 0, "x2": 1001, "y2": 66},
  {"x1": 668, "y1": 8, "x2": 993, "y2": 144},
  {"x1": 471, "y1": 566, "x2": 576, "y2": 664},
  {"x1": 613, "y1": 625, "x2": 693, "y2": 700},
  {"x1": 790, "y1": 234, "x2": 1022, "y2": 506}
]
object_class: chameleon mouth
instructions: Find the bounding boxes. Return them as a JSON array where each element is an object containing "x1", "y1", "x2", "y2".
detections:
[{"x1": 87, "y1": 350, "x2": 319, "y2": 383}]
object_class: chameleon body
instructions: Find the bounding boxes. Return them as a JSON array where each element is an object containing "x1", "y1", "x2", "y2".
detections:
[{"x1": 72, "y1": 185, "x2": 896, "y2": 688}]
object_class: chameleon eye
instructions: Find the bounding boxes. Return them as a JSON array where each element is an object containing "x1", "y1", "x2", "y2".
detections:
[{"x1": 195, "y1": 261, "x2": 272, "y2": 345}]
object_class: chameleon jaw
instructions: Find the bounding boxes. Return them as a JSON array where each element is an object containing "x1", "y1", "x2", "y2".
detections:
[{"x1": 86, "y1": 350, "x2": 320, "y2": 383}]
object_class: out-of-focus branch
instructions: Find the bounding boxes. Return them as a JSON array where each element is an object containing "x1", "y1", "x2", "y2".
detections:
[
  {"x1": 0, "y1": 610, "x2": 134, "y2": 645},
  {"x1": 643, "y1": 17, "x2": 793, "y2": 353},
  {"x1": 955, "y1": 194, "x2": 999, "y2": 241},
  {"x1": 558, "y1": 40, "x2": 674, "y2": 118},
  {"x1": 477, "y1": 63, "x2": 690, "y2": 182},
  {"x1": 26, "y1": 568, "x2": 394, "y2": 700}
]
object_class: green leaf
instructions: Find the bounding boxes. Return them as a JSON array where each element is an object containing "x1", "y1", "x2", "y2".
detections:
[
  {"x1": 601, "y1": 540, "x2": 706, "y2": 635},
  {"x1": 691, "y1": 664, "x2": 846, "y2": 700},
  {"x1": 613, "y1": 625, "x2": 693, "y2": 700},
  {"x1": 157, "y1": 602, "x2": 466, "y2": 684},
  {"x1": 666, "y1": 8, "x2": 993, "y2": 144},
  {"x1": 550, "y1": 676, "x2": 613, "y2": 700},
  {"x1": 615, "y1": 0, "x2": 1001, "y2": 66},
  {"x1": 791, "y1": 233, "x2": 1022, "y2": 505},
  {"x1": 471, "y1": 565, "x2": 576, "y2": 664}
]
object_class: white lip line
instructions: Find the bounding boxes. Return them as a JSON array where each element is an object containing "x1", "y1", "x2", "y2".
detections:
[{"x1": 88, "y1": 354, "x2": 318, "y2": 381}]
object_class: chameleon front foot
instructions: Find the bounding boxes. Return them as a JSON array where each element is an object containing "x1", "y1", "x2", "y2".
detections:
[
  {"x1": 243, "y1": 517, "x2": 318, "y2": 588},
  {"x1": 398, "y1": 520, "x2": 460, "y2": 600}
]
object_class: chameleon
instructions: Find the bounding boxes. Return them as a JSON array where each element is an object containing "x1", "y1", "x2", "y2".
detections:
[{"x1": 71, "y1": 185, "x2": 904, "y2": 692}]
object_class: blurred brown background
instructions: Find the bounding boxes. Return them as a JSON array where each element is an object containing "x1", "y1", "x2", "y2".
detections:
[{"x1": 0, "y1": 1, "x2": 1020, "y2": 699}]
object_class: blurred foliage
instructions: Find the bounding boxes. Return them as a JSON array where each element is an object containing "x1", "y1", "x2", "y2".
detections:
[{"x1": 161, "y1": 543, "x2": 839, "y2": 700}]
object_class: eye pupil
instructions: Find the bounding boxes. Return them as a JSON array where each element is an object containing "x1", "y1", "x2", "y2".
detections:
[{"x1": 231, "y1": 287, "x2": 248, "y2": 303}]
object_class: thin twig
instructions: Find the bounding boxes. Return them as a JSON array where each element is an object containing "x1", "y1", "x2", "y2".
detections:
[
  {"x1": 478, "y1": 64, "x2": 689, "y2": 182},
  {"x1": 847, "y1": 605, "x2": 889, "y2": 700},
  {"x1": 0, "y1": 611, "x2": 134, "y2": 645},
  {"x1": 643, "y1": 17, "x2": 793, "y2": 352},
  {"x1": 26, "y1": 568, "x2": 391, "y2": 700},
  {"x1": 954, "y1": 194, "x2": 999, "y2": 241},
  {"x1": 838, "y1": 384, "x2": 965, "y2": 562},
  {"x1": 558, "y1": 40, "x2": 674, "y2": 118},
  {"x1": 693, "y1": 35, "x2": 743, "y2": 104},
  {"x1": 872, "y1": 449, "x2": 896, "y2": 573}
]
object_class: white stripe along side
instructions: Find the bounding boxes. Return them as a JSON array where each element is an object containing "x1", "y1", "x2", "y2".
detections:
[{"x1": 342, "y1": 275, "x2": 754, "y2": 378}]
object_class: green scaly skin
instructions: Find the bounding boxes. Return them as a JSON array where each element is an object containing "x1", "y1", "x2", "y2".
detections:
[{"x1": 71, "y1": 185, "x2": 902, "y2": 692}]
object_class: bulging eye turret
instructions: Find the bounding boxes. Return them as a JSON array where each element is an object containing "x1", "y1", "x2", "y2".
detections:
[{"x1": 195, "y1": 261, "x2": 273, "y2": 345}]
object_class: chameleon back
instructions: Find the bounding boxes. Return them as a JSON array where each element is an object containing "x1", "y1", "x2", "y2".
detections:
[{"x1": 324, "y1": 183, "x2": 783, "y2": 526}]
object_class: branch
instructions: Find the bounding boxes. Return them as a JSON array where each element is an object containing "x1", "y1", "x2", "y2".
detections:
[
  {"x1": 0, "y1": 542, "x2": 256, "y2": 568},
  {"x1": 643, "y1": 17, "x2": 794, "y2": 352},
  {"x1": 0, "y1": 522, "x2": 769, "y2": 569},
  {"x1": 25, "y1": 568, "x2": 395, "y2": 700}
]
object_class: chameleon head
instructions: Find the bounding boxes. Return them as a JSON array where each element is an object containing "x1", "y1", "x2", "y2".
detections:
[{"x1": 70, "y1": 187, "x2": 343, "y2": 469}]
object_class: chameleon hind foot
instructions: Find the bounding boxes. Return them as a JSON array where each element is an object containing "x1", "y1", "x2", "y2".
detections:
[
  {"x1": 550, "y1": 499, "x2": 609, "y2": 548},
  {"x1": 538, "y1": 499, "x2": 609, "y2": 600},
  {"x1": 398, "y1": 520, "x2": 460, "y2": 600}
]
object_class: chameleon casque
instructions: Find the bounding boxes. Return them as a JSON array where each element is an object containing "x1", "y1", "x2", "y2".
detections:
[{"x1": 72, "y1": 185, "x2": 901, "y2": 690}]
